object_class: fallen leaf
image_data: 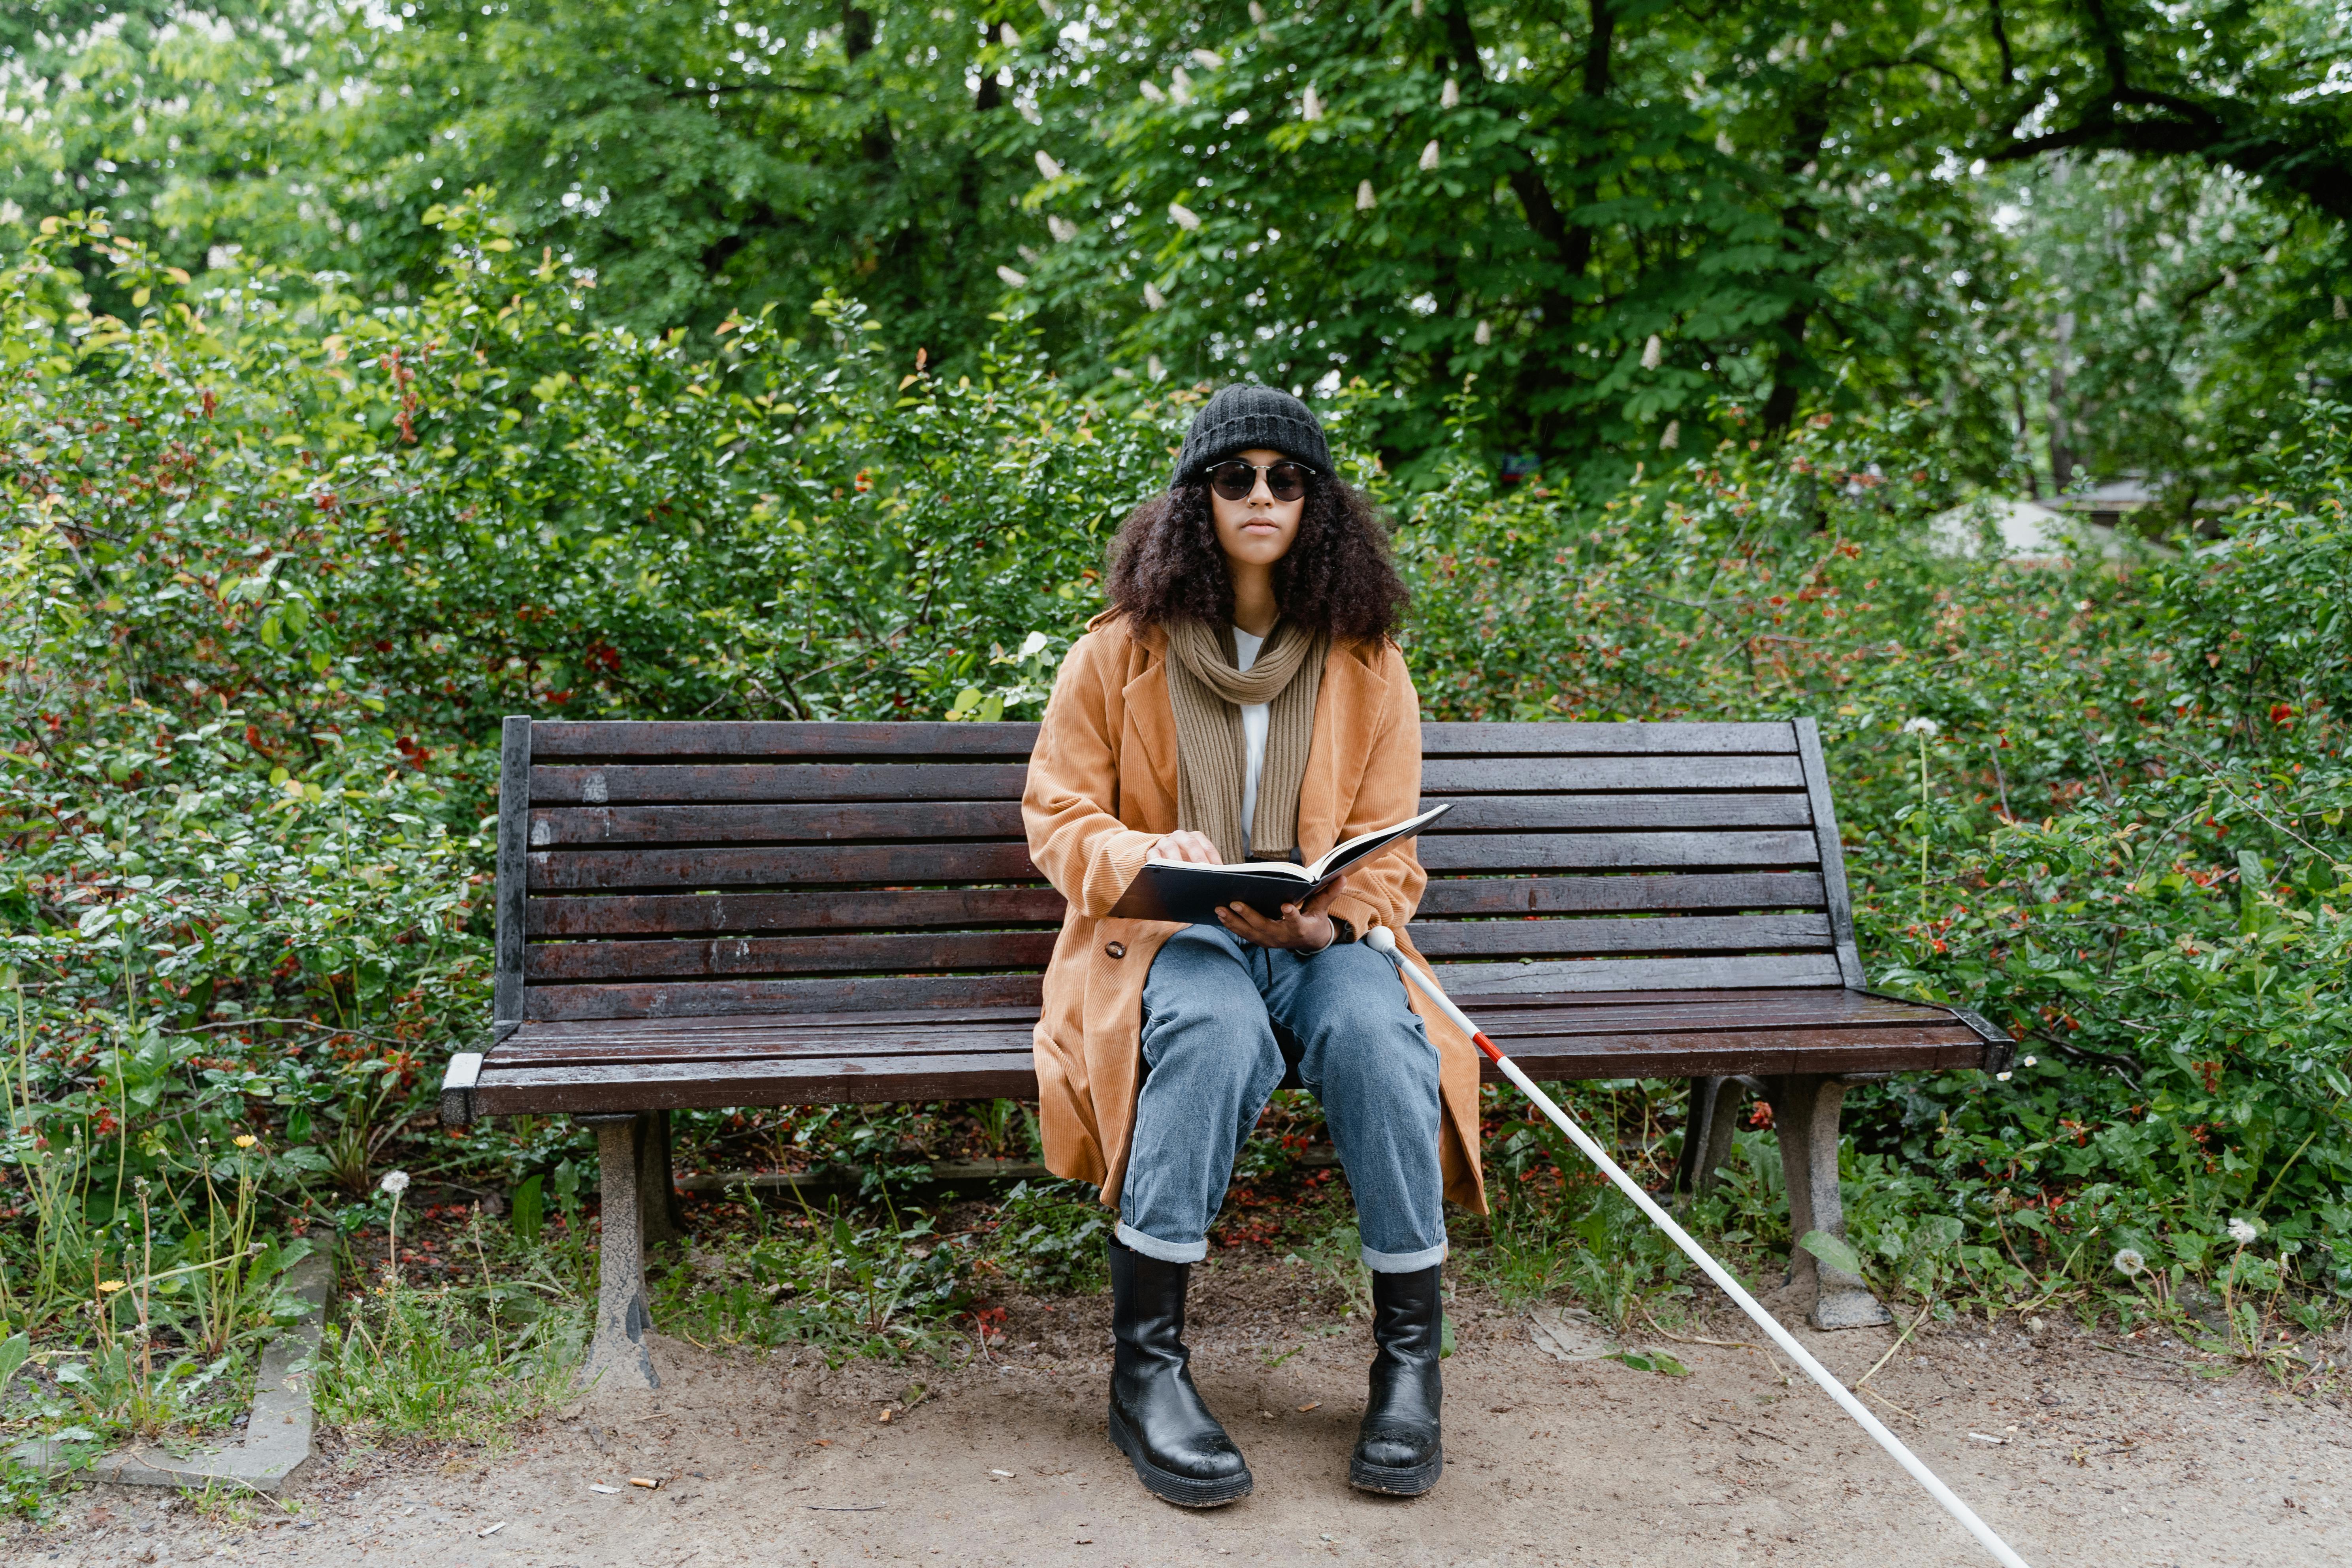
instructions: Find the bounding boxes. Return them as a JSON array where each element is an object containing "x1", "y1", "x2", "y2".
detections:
[
  {"x1": 811, "y1": 1439, "x2": 833, "y2": 1448},
  {"x1": 878, "y1": 1409, "x2": 892, "y2": 1423},
  {"x1": 1296, "y1": 1402, "x2": 1319, "y2": 1412}
]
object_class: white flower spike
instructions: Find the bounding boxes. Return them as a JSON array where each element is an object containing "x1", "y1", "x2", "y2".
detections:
[
  {"x1": 1139, "y1": 80, "x2": 1166, "y2": 103},
  {"x1": 1249, "y1": 1, "x2": 1267, "y2": 22},
  {"x1": 1168, "y1": 201, "x2": 1200, "y2": 231},
  {"x1": 1441, "y1": 77, "x2": 1459, "y2": 109},
  {"x1": 1642, "y1": 333, "x2": 1663, "y2": 370},
  {"x1": 1047, "y1": 215, "x2": 1078, "y2": 243},
  {"x1": 1034, "y1": 151, "x2": 1062, "y2": 181},
  {"x1": 1356, "y1": 180, "x2": 1377, "y2": 211},
  {"x1": 1659, "y1": 420, "x2": 1680, "y2": 451},
  {"x1": 1473, "y1": 319, "x2": 1490, "y2": 346},
  {"x1": 1147, "y1": 354, "x2": 1166, "y2": 382},
  {"x1": 1143, "y1": 282, "x2": 1168, "y2": 311},
  {"x1": 1170, "y1": 68, "x2": 1193, "y2": 105},
  {"x1": 999, "y1": 22, "x2": 1020, "y2": 46},
  {"x1": 1189, "y1": 49, "x2": 1224, "y2": 70},
  {"x1": 995, "y1": 265, "x2": 1028, "y2": 287},
  {"x1": 1301, "y1": 85, "x2": 1322, "y2": 121},
  {"x1": 1419, "y1": 140, "x2": 1441, "y2": 171}
]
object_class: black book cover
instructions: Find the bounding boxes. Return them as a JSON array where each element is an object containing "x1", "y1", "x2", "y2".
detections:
[{"x1": 1106, "y1": 805, "x2": 1449, "y2": 925}]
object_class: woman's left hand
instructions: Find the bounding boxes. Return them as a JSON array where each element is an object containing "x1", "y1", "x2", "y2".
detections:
[{"x1": 1215, "y1": 873, "x2": 1350, "y2": 951}]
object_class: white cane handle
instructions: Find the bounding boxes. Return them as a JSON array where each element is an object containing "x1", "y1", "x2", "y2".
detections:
[{"x1": 1363, "y1": 924, "x2": 2034, "y2": 1568}]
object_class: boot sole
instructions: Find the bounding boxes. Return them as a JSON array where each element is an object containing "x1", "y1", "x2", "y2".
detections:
[
  {"x1": 1107, "y1": 1404, "x2": 1253, "y2": 1508},
  {"x1": 1348, "y1": 1440, "x2": 1443, "y2": 1497}
]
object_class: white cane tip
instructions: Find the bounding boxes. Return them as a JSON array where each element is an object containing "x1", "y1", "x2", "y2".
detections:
[{"x1": 1364, "y1": 925, "x2": 1396, "y2": 952}]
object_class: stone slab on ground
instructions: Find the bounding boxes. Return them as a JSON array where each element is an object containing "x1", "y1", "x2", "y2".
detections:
[{"x1": 10, "y1": 1250, "x2": 329, "y2": 1494}]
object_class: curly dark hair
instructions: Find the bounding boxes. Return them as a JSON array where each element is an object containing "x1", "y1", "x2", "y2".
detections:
[{"x1": 1104, "y1": 477, "x2": 1409, "y2": 644}]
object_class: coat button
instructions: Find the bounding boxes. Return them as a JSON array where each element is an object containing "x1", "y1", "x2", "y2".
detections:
[{"x1": 1104, "y1": 941, "x2": 1127, "y2": 959}]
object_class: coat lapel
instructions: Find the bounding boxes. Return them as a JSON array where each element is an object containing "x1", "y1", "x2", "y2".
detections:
[
  {"x1": 1296, "y1": 642, "x2": 1393, "y2": 857},
  {"x1": 1118, "y1": 627, "x2": 1179, "y2": 809}
]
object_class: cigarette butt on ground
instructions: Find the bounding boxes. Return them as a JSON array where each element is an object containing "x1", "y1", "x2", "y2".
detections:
[{"x1": 629, "y1": 1476, "x2": 660, "y2": 1488}]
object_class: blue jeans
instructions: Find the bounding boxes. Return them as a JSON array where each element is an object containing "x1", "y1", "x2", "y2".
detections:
[{"x1": 1116, "y1": 923, "x2": 1448, "y2": 1274}]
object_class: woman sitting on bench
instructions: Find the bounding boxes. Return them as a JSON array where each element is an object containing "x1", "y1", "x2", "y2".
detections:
[{"x1": 1022, "y1": 385, "x2": 1486, "y2": 1508}]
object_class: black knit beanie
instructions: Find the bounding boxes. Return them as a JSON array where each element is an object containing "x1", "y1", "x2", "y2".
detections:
[{"x1": 1171, "y1": 383, "x2": 1333, "y2": 487}]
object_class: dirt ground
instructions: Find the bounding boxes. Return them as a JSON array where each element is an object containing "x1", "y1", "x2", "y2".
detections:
[{"x1": 18, "y1": 1254, "x2": 2352, "y2": 1568}]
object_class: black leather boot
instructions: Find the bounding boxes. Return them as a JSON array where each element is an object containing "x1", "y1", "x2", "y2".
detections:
[
  {"x1": 1105, "y1": 1238, "x2": 1252, "y2": 1507},
  {"x1": 1350, "y1": 1264, "x2": 1443, "y2": 1495}
]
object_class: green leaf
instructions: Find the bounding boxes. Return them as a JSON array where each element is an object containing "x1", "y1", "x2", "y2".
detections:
[
  {"x1": 1797, "y1": 1230, "x2": 1865, "y2": 1278},
  {"x1": 0, "y1": 1331, "x2": 29, "y2": 1395}
]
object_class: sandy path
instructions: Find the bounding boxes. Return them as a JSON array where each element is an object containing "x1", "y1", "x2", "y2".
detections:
[{"x1": 22, "y1": 1254, "x2": 2352, "y2": 1567}]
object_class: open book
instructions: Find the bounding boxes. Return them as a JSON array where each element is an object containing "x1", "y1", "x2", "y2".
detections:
[{"x1": 1107, "y1": 804, "x2": 1451, "y2": 926}]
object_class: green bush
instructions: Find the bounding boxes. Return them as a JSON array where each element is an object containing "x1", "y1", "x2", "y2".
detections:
[{"x1": 3, "y1": 198, "x2": 2347, "y2": 1422}]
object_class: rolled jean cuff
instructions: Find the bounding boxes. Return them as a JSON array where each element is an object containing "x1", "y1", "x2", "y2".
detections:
[
  {"x1": 1360, "y1": 1239, "x2": 1448, "y2": 1274},
  {"x1": 1115, "y1": 1221, "x2": 1208, "y2": 1265}
]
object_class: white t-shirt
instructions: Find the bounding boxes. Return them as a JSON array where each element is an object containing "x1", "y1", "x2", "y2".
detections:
[{"x1": 1232, "y1": 625, "x2": 1270, "y2": 851}]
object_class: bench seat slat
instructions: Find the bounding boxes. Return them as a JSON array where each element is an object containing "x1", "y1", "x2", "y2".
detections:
[
  {"x1": 1435, "y1": 953, "x2": 1846, "y2": 994},
  {"x1": 527, "y1": 841, "x2": 1043, "y2": 891},
  {"x1": 529, "y1": 888, "x2": 1066, "y2": 938},
  {"x1": 529, "y1": 801, "x2": 1026, "y2": 847},
  {"x1": 1420, "y1": 794, "x2": 1812, "y2": 831},
  {"x1": 1421, "y1": 756, "x2": 1805, "y2": 792},
  {"x1": 1408, "y1": 913, "x2": 1831, "y2": 959},
  {"x1": 1418, "y1": 721, "x2": 1799, "y2": 756},
  {"x1": 493, "y1": 986, "x2": 1964, "y2": 1058},
  {"x1": 524, "y1": 791, "x2": 1817, "y2": 849},
  {"x1": 529, "y1": 721, "x2": 1042, "y2": 760},
  {"x1": 526, "y1": 930, "x2": 1060, "y2": 982},
  {"x1": 1418, "y1": 831, "x2": 1819, "y2": 873},
  {"x1": 523, "y1": 972, "x2": 1048, "y2": 1021},
  {"x1": 468, "y1": 1024, "x2": 1986, "y2": 1115},
  {"x1": 1412, "y1": 872, "x2": 1825, "y2": 916},
  {"x1": 531, "y1": 763, "x2": 1032, "y2": 806}
]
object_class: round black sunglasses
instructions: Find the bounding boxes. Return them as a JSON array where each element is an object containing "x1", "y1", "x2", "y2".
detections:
[{"x1": 1205, "y1": 459, "x2": 1316, "y2": 503}]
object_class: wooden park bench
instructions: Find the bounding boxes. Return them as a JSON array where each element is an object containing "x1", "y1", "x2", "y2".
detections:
[{"x1": 437, "y1": 717, "x2": 2011, "y2": 1389}]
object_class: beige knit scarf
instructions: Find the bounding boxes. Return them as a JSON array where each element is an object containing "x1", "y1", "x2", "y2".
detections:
[{"x1": 1163, "y1": 617, "x2": 1329, "y2": 864}]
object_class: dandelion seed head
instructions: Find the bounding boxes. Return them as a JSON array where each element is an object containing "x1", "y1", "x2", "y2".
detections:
[
  {"x1": 2227, "y1": 1216, "x2": 2258, "y2": 1245},
  {"x1": 2112, "y1": 1248, "x2": 2146, "y2": 1277},
  {"x1": 1902, "y1": 717, "x2": 1941, "y2": 737},
  {"x1": 379, "y1": 1170, "x2": 411, "y2": 1197}
]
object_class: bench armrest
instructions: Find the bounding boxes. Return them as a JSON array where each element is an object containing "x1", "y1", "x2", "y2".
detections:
[{"x1": 440, "y1": 1051, "x2": 485, "y2": 1127}]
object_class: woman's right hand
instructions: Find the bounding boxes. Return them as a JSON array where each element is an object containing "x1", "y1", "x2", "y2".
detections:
[{"x1": 1150, "y1": 830, "x2": 1224, "y2": 864}]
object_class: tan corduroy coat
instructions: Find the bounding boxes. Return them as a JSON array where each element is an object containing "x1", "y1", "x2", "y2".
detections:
[{"x1": 1021, "y1": 612, "x2": 1488, "y2": 1217}]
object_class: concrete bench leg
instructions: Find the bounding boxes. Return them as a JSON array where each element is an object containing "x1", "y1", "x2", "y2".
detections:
[
  {"x1": 1673, "y1": 1075, "x2": 1747, "y2": 1201},
  {"x1": 581, "y1": 1114, "x2": 660, "y2": 1391},
  {"x1": 636, "y1": 1108, "x2": 687, "y2": 1253},
  {"x1": 1760, "y1": 1074, "x2": 1891, "y2": 1331}
]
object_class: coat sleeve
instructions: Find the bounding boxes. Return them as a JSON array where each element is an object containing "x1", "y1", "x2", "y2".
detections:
[
  {"x1": 1324, "y1": 642, "x2": 1426, "y2": 940},
  {"x1": 1023, "y1": 631, "x2": 1161, "y2": 918}
]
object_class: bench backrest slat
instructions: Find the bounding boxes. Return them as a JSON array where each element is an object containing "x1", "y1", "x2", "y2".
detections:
[{"x1": 495, "y1": 717, "x2": 1864, "y2": 1029}]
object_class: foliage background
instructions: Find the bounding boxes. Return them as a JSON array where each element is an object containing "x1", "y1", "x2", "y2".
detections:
[{"x1": 1, "y1": 0, "x2": 2349, "y2": 1470}]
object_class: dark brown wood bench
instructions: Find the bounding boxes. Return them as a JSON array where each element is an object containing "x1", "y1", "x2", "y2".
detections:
[{"x1": 438, "y1": 717, "x2": 2009, "y2": 1389}]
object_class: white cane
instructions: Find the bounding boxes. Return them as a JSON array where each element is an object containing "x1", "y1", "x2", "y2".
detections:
[{"x1": 1363, "y1": 924, "x2": 2034, "y2": 1568}]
